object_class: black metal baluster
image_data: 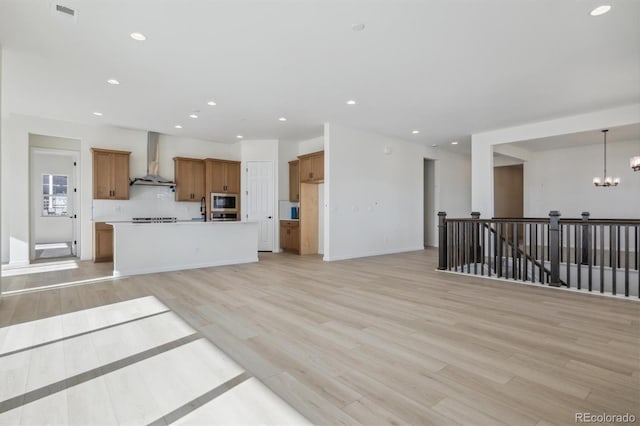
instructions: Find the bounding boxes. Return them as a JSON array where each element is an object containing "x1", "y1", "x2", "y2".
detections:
[
  {"x1": 609, "y1": 224, "x2": 613, "y2": 269},
  {"x1": 471, "y1": 222, "x2": 478, "y2": 275},
  {"x1": 511, "y1": 222, "x2": 516, "y2": 280},
  {"x1": 588, "y1": 224, "x2": 593, "y2": 292},
  {"x1": 611, "y1": 225, "x2": 617, "y2": 295},
  {"x1": 448, "y1": 222, "x2": 453, "y2": 270},
  {"x1": 454, "y1": 222, "x2": 459, "y2": 272},
  {"x1": 481, "y1": 223, "x2": 485, "y2": 276},
  {"x1": 576, "y1": 224, "x2": 582, "y2": 290},
  {"x1": 540, "y1": 224, "x2": 545, "y2": 284},
  {"x1": 624, "y1": 225, "x2": 629, "y2": 297},
  {"x1": 497, "y1": 223, "x2": 503, "y2": 277},
  {"x1": 617, "y1": 226, "x2": 621, "y2": 268},
  {"x1": 600, "y1": 225, "x2": 605, "y2": 293},
  {"x1": 464, "y1": 222, "x2": 469, "y2": 273},
  {"x1": 524, "y1": 224, "x2": 529, "y2": 281},
  {"x1": 560, "y1": 225, "x2": 564, "y2": 263},
  {"x1": 532, "y1": 223, "x2": 538, "y2": 282},
  {"x1": 566, "y1": 224, "x2": 571, "y2": 288},
  {"x1": 549, "y1": 211, "x2": 561, "y2": 287},
  {"x1": 488, "y1": 223, "x2": 492, "y2": 277}
]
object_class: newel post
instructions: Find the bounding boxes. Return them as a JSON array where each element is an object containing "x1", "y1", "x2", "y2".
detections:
[
  {"x1": 581, "y1": 212, "x2": 590, "y2": 265},
  {"x1": 549, "y1": 210, "x2": 561, "y2": 286},
  {"x1": 438, "y1": 212, "x2": 447, "y2": 270}
]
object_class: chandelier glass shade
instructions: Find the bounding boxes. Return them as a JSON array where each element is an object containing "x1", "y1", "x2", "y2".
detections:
[
  {"x1": 593, "y1": 129, "x2": 620, "y2": 187},
  {"x1": 631, "y1": 156, "x2": 640, "y2": 172}
]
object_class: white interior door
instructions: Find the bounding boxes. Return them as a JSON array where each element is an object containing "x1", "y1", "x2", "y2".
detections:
[{"x1": 246, "y1": 161, "x2": 274, "y2": 251}]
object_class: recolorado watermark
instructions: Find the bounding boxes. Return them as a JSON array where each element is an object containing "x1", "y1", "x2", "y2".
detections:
[{"x1": 576, "y1": 412, "x2": 636, "y2": 423}]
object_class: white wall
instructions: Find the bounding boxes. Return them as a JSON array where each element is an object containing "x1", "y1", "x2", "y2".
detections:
[
  {"x1": 324, "y1": 124, "x2": 425, "y2": 261},
  {"x1": 431, "y1": 149, "x2": 472, "y2": 219},
  {"x1": 524, "y1": 139, "x2": 640, "y2": 218},
  {"x1": 240, "y1": 139, "x2": 279, "y2": 251},
  {"x1": 298, "y1": 136, "x2": 324, "y2": 156},
  {"x1": 1, "y1": 113, "x2": 240, "y2": 264},
  {"x1": 471, "y1": 104, "x2": 640, "y2": 217}
]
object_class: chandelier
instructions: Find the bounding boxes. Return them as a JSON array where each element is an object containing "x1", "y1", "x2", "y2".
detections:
[
  {"x1": 632, "y1": 155, "x2": 640, "y2": 172},
  {"x1": 593, "y1": 129, "x2": 620, "y2": 187}
]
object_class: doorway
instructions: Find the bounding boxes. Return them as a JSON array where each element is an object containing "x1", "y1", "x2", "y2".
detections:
[
  {"x1": 493, "y1": 164, "x2": 524, "y2": 218},
  {"x1": 246, "y1": 161, "x2": 275, "y2": 251},
  {"x1": 30, "y1": 147, "x2": 79, "y2": 261},
  {"x1": 423, "y1": 159, "x2": 436, "y2": 247}
]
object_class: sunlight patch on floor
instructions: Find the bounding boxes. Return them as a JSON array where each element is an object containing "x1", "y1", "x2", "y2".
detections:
[
  {"x1": 1, "y1": 260, "x2": 79, "y2": 277},
  {"x1": 0, "y1": 296, "x2": 310, "y2": 425}
]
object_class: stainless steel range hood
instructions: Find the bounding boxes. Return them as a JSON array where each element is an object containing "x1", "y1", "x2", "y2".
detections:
[{"x1": 130, "y1": 132, "x2": 175, "y2": 187}]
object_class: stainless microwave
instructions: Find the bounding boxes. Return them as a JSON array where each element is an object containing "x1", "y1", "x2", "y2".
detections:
[{"x1": 211, "y1": 193, "x2": 238, "y2": 212}]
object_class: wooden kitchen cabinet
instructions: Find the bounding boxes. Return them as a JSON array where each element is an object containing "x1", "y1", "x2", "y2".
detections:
[
  {"x1": 92, "y1": 148, "x2": 131, "y2": 200},
  {"x1": 298, "y1": 151, "x2": 324, "y2": 183},
  {"x1": 289, "y1": 160, "x2": 300, "y2": 202},
  {"x1": 280, "y1": 220, "x2": 300, "y2": 254},
  {"x1": 174, "y1": 157, "x2": 205, "y2": 201},
  {"x1": 205, "y1": 159, "x2": 241, "y2": 193},
  {"x1": 94, "y1": 222, "x2": 113, "y2": 262}
]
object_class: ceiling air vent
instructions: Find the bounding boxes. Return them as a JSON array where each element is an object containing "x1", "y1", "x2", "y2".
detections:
[{"x1": 50, "y1": 3, "x2": 79, "y2": 22}]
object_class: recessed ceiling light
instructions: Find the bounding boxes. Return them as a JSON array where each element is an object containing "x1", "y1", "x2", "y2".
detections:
[
  {"x1": 236, "y1": 135, "x2": 243, "y2": 139},
  {"x1": 107, "y1": 79, "x2": 120, "y2": 85},
  {"x1": 451, "y1": 141, "x2": 459, "y2": 145},
  {"x1": 431, "y1": 144, "x2": 438, "y2": 147},
  {"x1": 590, "y1": 5, "x2": 611, "y2": 16},
  {"x1": 278, "y1": 117, "x2": 287, "y2": 122},
  {"x1": 412, "y1": 130, "x2": 420, "y2": 134},
  {"x1": 174, "y1": 125, "x2": 183, "y2": 129},
  {"x1": 352, "y1": 23, "x2": 366, "y2": 32},
  {"x1": 189, "y1": 114, "x2": 198, "y2": 119},
  {"x1": 346, "y1": 100, "x2": 357, "y2": 105},
  {"x1": 207, "y1": 101, "x2": 217, "y2": 106},
  {"x1": 93, "y1": 112, "x2": 103, "y2": 116},
  {"x1": 130, "y1": 32, "x2": 146, "y2": 41}
]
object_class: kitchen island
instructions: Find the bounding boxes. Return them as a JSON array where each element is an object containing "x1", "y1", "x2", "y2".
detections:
[{"x1": 107, "y1": 221, "x2": 259, "y2": 277}]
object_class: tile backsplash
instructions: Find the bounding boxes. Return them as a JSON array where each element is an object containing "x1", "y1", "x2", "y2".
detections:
[
  {"x1": 279, "y1": 200, "x2": 300, "y2": 220},
  {"x1": 92, "y1": 185, "x2": 203, "y2": 221}
]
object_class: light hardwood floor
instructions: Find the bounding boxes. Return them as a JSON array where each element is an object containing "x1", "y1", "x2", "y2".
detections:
[
  {"x1": 1, "y1": 259, "x2": 113, "y2": 293},
  {"x1": 1, "y1": 248, "x2": 638, "y2": 425}
]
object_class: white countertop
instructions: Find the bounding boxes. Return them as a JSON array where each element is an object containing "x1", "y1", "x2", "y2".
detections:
[{"x1": 108, "y1": 221, "x2": 255, "y2": 226}]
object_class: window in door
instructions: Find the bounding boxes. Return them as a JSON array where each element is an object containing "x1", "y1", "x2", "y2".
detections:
[{"x1": 42, "y1": 174, "x2": 68, "y2": 216}]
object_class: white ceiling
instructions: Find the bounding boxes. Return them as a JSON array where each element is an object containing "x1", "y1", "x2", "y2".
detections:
[
  {"x1": 511, "y1": 123, "x2": 640, "y2": 152},
  {"x1": 0, "y1": 0, "x2": 638, "y2": 147}
]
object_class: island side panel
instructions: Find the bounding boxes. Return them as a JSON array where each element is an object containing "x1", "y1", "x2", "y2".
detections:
[{"x1": 110, "y1": 222, "x2": 259, "y2": 276}]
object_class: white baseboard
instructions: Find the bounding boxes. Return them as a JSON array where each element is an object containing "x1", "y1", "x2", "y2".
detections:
[{"x1": 323, "y1": 246, "x2": 424, "y2": 262}]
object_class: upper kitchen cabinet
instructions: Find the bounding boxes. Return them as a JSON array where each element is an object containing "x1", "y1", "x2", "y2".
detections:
[
  {"x1": 92, "y1": 148, "x2": 131, "y2": 200},
  {"x1": 205, "y1": 159, "x2": 241, "y2": 193},
  {"x1": 289, "y1": 160, "x2": 300, "y2": 202},
  {"x1": 174, "y1": 157, "x2": 205, "y2": 201},
  {"x1": 298, "y1": 151, "x2": 324, "y2": 183}
]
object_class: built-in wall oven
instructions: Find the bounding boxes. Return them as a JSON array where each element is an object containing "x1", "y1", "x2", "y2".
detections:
[
  {"x1": 211, "y1": 212, "x2": 238, "y2": 221},
  {"x1": 211, "y1": 193, "x2": 239, "y2": 221}
]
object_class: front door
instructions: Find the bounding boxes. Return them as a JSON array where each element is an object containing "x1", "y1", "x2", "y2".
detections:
[{"x1": 246, "y1": 161, "x2": 274, "y2": 251}]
